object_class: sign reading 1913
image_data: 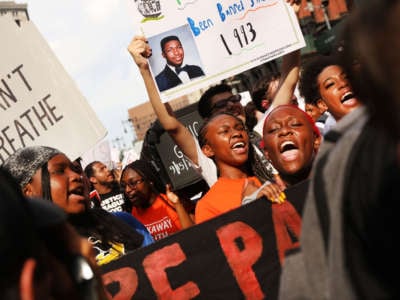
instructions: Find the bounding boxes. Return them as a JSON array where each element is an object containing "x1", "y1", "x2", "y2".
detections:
[{"x1": 132, "y1": 0, "x2": 305, "y2": 101}]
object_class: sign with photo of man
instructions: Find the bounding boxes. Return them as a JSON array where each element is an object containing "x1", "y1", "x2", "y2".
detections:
[
  {"x1": 133, "y1": 0, "x2": 305, "y2": 101},
  {"x1": 149, "y1": 28, "x2": 205, "y2": 92}
]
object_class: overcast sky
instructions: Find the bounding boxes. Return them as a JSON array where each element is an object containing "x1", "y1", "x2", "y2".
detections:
[{"x1": 21, "y1": 0, "x2": 147, "y2": 148}]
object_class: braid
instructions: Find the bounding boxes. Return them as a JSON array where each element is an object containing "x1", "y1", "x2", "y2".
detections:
[
  {"x1": 250, "y1": 143, "x2": 275, "y2": 184},
  {"x1": 41, "y1": 163, "x2": 52, "y2": 202}
]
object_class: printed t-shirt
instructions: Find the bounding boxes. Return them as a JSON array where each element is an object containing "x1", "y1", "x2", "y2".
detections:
[
  {"x1": 131, "y1": 194, "x2": 182, "y2": 241},
  {"x1": 195, "y1": 176, "x2": 261, "y2": 223},
  {"x1": 99, "y1": 190, "x2": 126, "y2": 212}
]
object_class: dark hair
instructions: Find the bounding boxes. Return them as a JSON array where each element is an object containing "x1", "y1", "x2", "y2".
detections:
[
  {"x1": 160, "y1": 35, "x2": 181, "y2": 52},
  {"x1": 299, "y1": 55, "x2": 340, "y2": 105},
  {"x1": 197, "y1": 83, "x2": 233, "y2": 118},
  {"x1": 339, "y1": 0, "x2": 400, "y2": 139},
  {"x1": 244, "y1": 101, "x2": 259, "y2": 131},
  {"x1": 68, "y1": 208, "x2": 143, "y2": 252},
  {"x1": 84, "y1": 161, "x2": 102, "y2": 191},
  {"x1": 139, "y1": 121, "x2": 169, "y2": 188},
  {"x1": 251, "y1": 88, "x2": 267, "y2": 112},
  {"x1": 198, "y1": 112, "x2": 244, "y2": 147},
  {"x1": 251, "y1": 74, "x2": 281, "y2": 112},
  {"x1": 84, "y1": 161, "x2": 101, "y2": 179},
  {"x1": 0, "y1": 169, "x2": 48, "y2": 298},
  {"x1": 41, "y1": 162, "x2": 52, "y2": 202}
]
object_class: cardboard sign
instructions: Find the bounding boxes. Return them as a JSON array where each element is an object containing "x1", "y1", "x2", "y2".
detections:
[
  {"x1": 133, "y1": 0, "x2": 305, "y2": 101},
  {"x1": 0, "y1": 17, "x2": 107, "y2": 164},
  {"x1": 101, "y1": 180, "x2": 309, "y2": 299},
  {"x1": 155, "y1": 102, "x2": 205, "y2": 190}
]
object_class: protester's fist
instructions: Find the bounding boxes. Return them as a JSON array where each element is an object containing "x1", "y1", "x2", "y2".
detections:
[
  {"x1": 166, "y1": 184, "x2": 179, "y2": 205},
  {"x1": 127, "y1": 35, "x2": 152, "y2": 70}
]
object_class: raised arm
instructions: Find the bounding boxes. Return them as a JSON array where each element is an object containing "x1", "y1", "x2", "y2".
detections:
[
  {"x1": 270, "y1": 3, "x2": 301, "y2": 108},
  {"x1": 271, "y1": 49, "x2": 300, "y2": 108},
  {"x1": 127, "y1": 36, "x2": 199, "y2": 164},
  {"x1": 166, "y1": 184, "x2": 194, "y2": 229}
]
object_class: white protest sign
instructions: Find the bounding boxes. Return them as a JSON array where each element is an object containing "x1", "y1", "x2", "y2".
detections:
[
  {"x1": 0, "y1": 17, "x2": 107, "y2": 164},
  {"x1": 133, "y1": 0, "x2": 305, "y2": 101},
  {"x1": 80, "y1": 138, "x2": 112, "y2": 169}
]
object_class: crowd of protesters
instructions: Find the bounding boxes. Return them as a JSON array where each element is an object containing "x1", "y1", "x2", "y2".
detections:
[{"x1": 1, "y1": 0, "x2": 399, "y2": 298}]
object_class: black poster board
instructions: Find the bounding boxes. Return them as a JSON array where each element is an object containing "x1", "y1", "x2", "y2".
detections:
[
  {"x1": 101, "y1": 180, "x2": 309, "y2": 300},
  {"x1": 155, "y1": 103, "x2": 205, "y2": 190}
]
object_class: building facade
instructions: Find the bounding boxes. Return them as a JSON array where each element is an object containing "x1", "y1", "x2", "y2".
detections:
[
  {"x1": 0, "y1": 1, "x2": 29, "y2": 25},
  {"x1": 128, "y1": 91, "x2": 202, "y2": 141}
]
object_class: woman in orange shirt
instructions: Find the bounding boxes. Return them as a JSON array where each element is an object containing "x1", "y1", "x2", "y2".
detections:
[
  {"x1": 195, "y1": 107, "x2": 321, "y2": 224},
  {"x1": 194, "y1": 112, "x2": 266, "y2": 223}
]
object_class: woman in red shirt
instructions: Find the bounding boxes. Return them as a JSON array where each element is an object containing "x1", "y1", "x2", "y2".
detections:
[{"x1": 121, "y1": 159, "x2": 194, "y2": 241}]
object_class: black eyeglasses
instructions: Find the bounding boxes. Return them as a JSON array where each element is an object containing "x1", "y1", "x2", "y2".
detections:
[
  {"x1": 121, "y1": 178, "x2": 144, "y2": 190},
  {"x1": 210, "y1": 94, "x2": 242, "y2": 111}
]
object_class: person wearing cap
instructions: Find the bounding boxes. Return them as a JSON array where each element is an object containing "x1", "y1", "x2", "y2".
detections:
[
  {"x1": 3, "y1": 146, "x2": 147, "y2": 266},
  {"x1": 0, "y1": 167, "x2": 107, "y2": 300},
  {"x1": 120, "y1": 159, "x2": 194, "y2": 241}
]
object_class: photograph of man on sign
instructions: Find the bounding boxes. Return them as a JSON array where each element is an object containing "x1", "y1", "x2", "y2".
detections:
[{"x1": 148, "y1": 24, "x2": 205, "y2": 92}]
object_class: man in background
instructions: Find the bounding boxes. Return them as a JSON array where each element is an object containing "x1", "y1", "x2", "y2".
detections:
[{"x1": 84, "y1": 161, "x2": 128, "y2": 212}]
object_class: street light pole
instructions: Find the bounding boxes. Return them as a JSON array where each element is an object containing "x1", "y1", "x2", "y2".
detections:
[
  {"x1": 321, "y1": 0, "x2": 332, "y2": 30},
  {"x1": 306, "y1": 0, "x2": 332, "y2": 30}
]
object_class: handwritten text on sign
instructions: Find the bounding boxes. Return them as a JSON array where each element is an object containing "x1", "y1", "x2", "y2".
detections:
[
  {"x1": 101, "y1": 179, "x2": 309, "y2": 299},
  {"x1": 133, "y1": 0, "x2": 305, "y2": 100}
]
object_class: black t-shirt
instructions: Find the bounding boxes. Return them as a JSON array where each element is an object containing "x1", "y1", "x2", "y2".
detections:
[{"x1": 99, "y1": 189, "x2": 126, "y2": 212}]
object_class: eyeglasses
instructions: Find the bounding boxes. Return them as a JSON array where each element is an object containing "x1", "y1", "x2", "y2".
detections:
[
  {"x1": 210, "y1": 94, "x2": 242, "y2": 111},
  {"x1": 121, "y1": 178, "x2": 144, "y2": 190}
]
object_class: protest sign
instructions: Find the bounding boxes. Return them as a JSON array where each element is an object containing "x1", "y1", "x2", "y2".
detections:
[
  {"x1": 155, "y1": 102, "x2": 204, "y2": 190},
  {"x1": 80, "y1": 138, "x2": 113, "y2": 169},
  {"x1": 101, "y1": 180, "x2": 309, "y2": 299},
  {"x1": 132, "y1": 0, "x2": 305, "y2": 101},
  {"x1": 0, "y1": 17, "x2": 107, "y2": 164}
]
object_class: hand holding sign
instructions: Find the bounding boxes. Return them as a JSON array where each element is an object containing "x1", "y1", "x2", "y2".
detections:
[
  {"x1": 127, "y1": 35, "x2": 152, "y2": 71},
  {"x1": 132, "y1": 0, "x2": 305, "y2": 101}
]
